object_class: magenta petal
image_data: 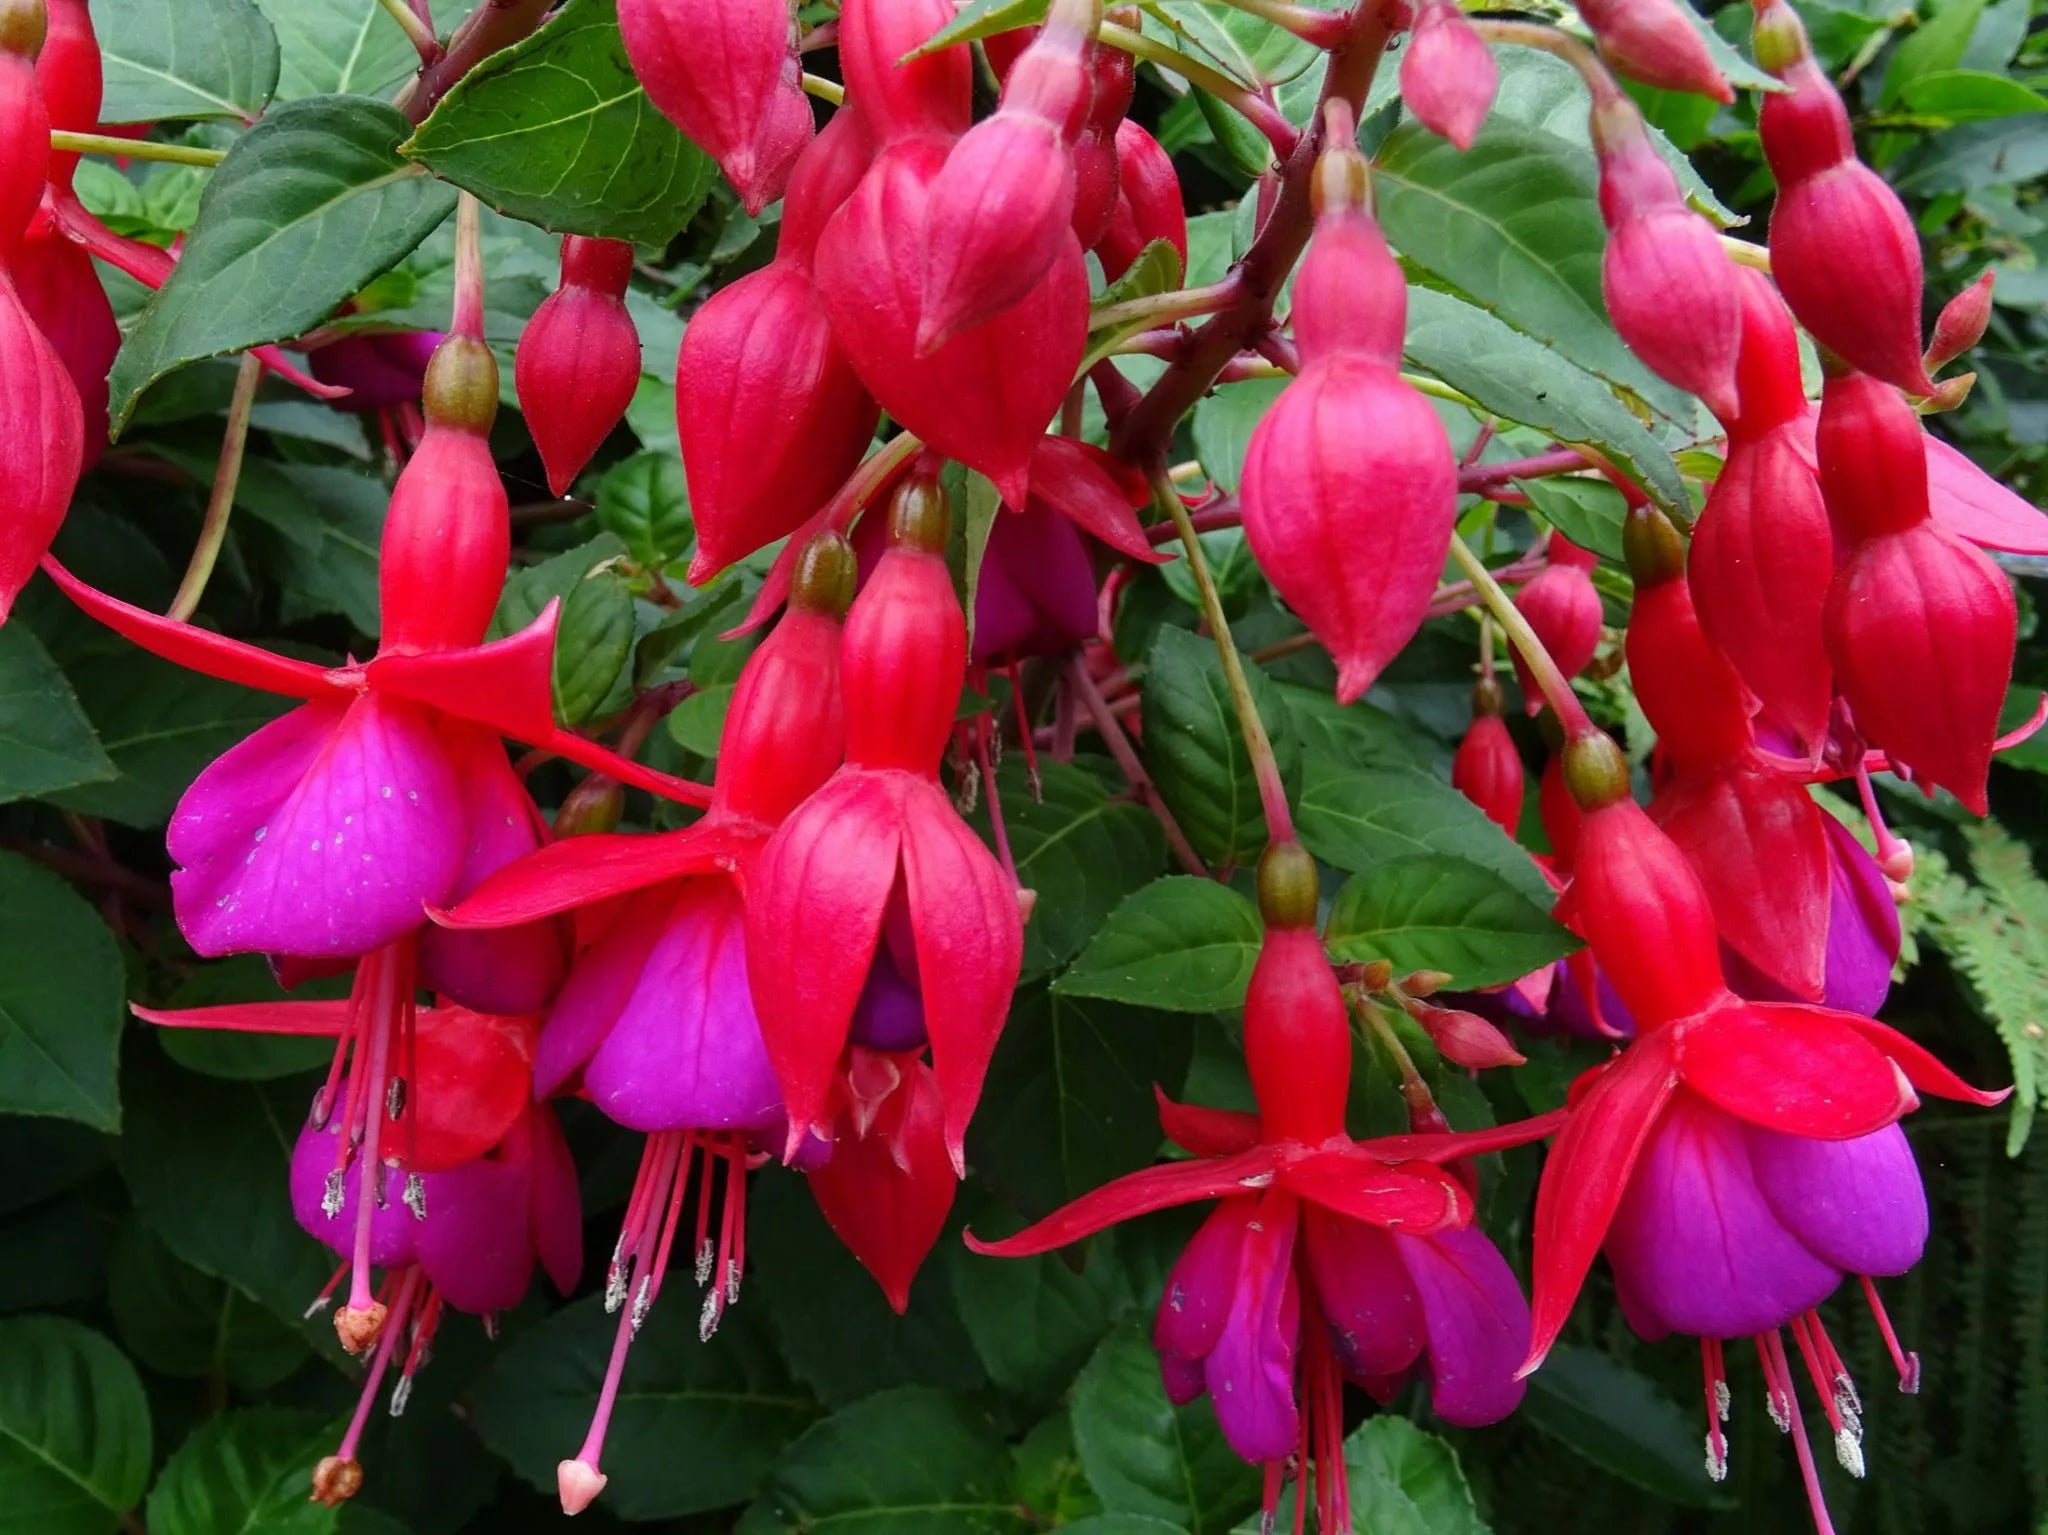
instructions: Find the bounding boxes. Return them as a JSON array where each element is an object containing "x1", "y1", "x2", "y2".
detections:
[
  {"x1": 1160, "y1": 1351, "x2": 1207, "y2": 1406},
  {"x1": 1819, "y1": 815, "x2": 1901, "y2": 1017},
  {"x1": 288, "y1": 1116, "x2": 419, "y2": 1269},
  {"x1": 1393, "y1": 1226, "x2": 1529, "y2": 1426},
  {"x1": 1303, "y1": 1207, "x2": 1423, "y2": 1380},
  {"x1": 582, "y1": 880, "x2": 784, "y2": 1132},
  {"x1": 1604, "y1": 1091, "x2": 1841, "y2": 1339},
  {"x1": 526, "y1": 1105, "x2": 584, "y2": 1297},
  {"x1": 1203, "y1": 1191, "x2": 1301, "y2": 1463},
  {"x1": 534, "y1": 888, "x2": 672, "y2": 1100},
  {"x1": 416, "y1": 1154, "x2": 535, "y2": 1314},
  {"x1": 171, "y1": 695, "x2": 463, "y2": 958},
  {"x1": 417, "y1": 730, "x2": 566, "y2": 1014},
  {"x1": 1747, "y1": 1121, "x2": 1927, "y2": 1279},
  {"x1": 1155, "y1": 1197, "x2": 1256, "y2": 1361},
  {"x1": 972, "y1": 501, "x2": 1099, "y2": 661}
]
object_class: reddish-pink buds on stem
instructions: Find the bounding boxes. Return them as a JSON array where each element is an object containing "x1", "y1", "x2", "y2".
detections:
[
  {"x1": 837, "y1": 0, "x2": 971, "y2": 145},
  {"x1": 516, "y1": 236, "x2": 641, "y2": 497},
  {"x1": 1593, "y1": 95, "x2": 1741, "y2": 423},
  {"x1": 1240, "y1": 115, "x2": 1455, "y2": 702},
  {"x1": 1817, "y1": 371, "x2": 2015, "y2": 813},
  {"x1": 1399, "y1": 2, "x2": 1497, "y2": 151},
  {"x1": 1245, "y1": 842, "x2": 1353, "y2": 1145},
  {"x1": 840, "y1": 468, "x2": 965, "y2": 774},
  {"x1": 1576, "y1": 0, "x2": 1732, "y2": 103},
  {"x1": 617, "y1": 0, "x2": 813, "y2": 214},
  {"x1": 1452, "y1": 677, "x2": 1525, "y2": 833},
  {"x1": 1097, "y1": 120, "x2": 1187, "y2": 280},
  {"x1": 1511, "y1": 535, "x2": 1604, "y2": 713},
  {"x1": 1927, "y1": 269, "x2": 1994, "y2": 374},
  {"x1": 1754, "y1": 0, "x2": 1934, "y2": 397}
]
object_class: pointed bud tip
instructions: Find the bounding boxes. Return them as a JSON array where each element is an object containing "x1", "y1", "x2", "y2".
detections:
[{"x1": 557, "y1": 1459, "x2": 607, "y2": 1515}]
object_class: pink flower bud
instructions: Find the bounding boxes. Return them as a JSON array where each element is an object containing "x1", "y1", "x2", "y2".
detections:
[
  {"x1": 617, "y1": 0, "x2": 813, "y2": 214},
  {"x1": 815, "y1": 138, "x2": 1087, "y2": 508},
  {"x1": 1593, "y1": 98, "x2": 1740, "y2": 422},
  {"x1": 1818, "y1": 372, "x2": 2015, "y2": 813},
  {"x1": 1399, "y1": 2, "x2": 1497, "y2": 151},
  {"x1": 1927, "y1": 269, "x2": 1994, "y2": 373},
  {"x1": 677, "y1": 259, "x2": 878, "y2": 583},
  {"x1": 1290, "y1": 210, "x2": 1406, "y2": 368},
  {"x1": 1070, "y1": 126, "x2": 1121, "y2": 250},
  {"x1": 1510, "y1": 559, "x2": 1604, "y2": 711},
  {"x1": 0, "y1": 283, "x2": 85, "y2": 622},
  {"x1": 919, "y1": 120, "x2": 1077, "y2": 351},
  {"x1": 1755, "y1": 1, "x2": 1933, "y2": 397},
  {"x1": 1576, "y1": 0, "x2": 1731, "y2": 102},
  {"x1": 1452, "y1": 690, "x2": 1525, "y2": 834},
  {"x1": 837, "y1": 0, "x2": 971, "y2": 145},
  {"x1": 778, "y1": 105, "x2": 877, "y2": 265},
  {"x1": 1097, "y1": 120, "x2": 1186, "y2": 280},
  {"x1": 13, "y1": 228, "x2": 118, "y2": 461},
  {"x1": 515, "y1": 236, "x2": 642, "y2": 497},
  {"x1": 1407, "y1": 1001, "x2": 1527, "y2": 1069}
]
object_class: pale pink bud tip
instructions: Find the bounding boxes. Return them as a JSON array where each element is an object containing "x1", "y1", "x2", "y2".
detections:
[
  {"x1": 333, "y1": 1301, "x2": 387, "y2": 1356},
  {"x1": 558, "y1": 1459, "x2": 608, "y2": 1515},
  {"x1": 310, "y1": 1457, "x2": 363, "y2": 1507}
]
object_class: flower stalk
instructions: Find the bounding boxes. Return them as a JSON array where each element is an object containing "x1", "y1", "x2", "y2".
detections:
[
  {"x1": 166, "y1": 350, "x2": 262, "y2": 623},
  {"x1": 1446, "y1": 534, "x2": 1596, "y2": 737}
]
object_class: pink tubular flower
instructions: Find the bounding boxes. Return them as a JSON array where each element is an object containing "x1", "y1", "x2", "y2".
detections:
[
  {"x1": 1400, "y1": 2, "x2": 1497, "y2": 151},
  {"x1": 1510, "y1": 535, "x2": 1603, "y2": 711},
  {"x1": 616, "y1": 0, "x2": 813, "y2": 214},
  {"x1": 517, "y1": 236, "x2": 642, "y2": 496},
  {"x1": 1240, "y1": 113, "x2": 1455, "y2": 702},
  {"x1": 1452, "y1": 677, "x2": 1525, "y2": 833}
]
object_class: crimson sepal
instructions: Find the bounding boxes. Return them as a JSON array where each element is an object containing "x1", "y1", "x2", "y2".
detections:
[
  {"x1": 0, "y1": 290, "x2": 87, "y2": 623},
  {"x1": 806, "y1": 1053, "x2": 957, "y2": 1312},
  {"x1": 964, "y1": 1145, "x2": 1284, "y2": 1257},
  {"x1": 1155, "y1": 1085, "x2": 1260, "y2": 1157},
  {"x1": 1524, "y1": 1026, "x2": 1680, "y2": 1372},
  {"x1": 435, "y1": 820, "x2": 760, "y2": 930},
  {"x1": 1836, "y1": 1011, "x2": 2011, "y2": 1108},
  {"x1": 1024, "y1": 437, "x2": 1163, "y2": 564},
  {"x1": 1276, "y1": 1156, "x2": 1468, "y2": 1233},
  {"x1": 1673, "y1": 1001, "x2": 1915, "y2": 1139}
]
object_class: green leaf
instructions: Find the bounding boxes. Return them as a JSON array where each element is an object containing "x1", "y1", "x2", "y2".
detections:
[
  {"x1": 947, "y1": 1214, "x2": 1131, "y2": 1406},
  {"x1": 470, "y1": 1296, "x2": 815, "y2": 1520},
  {"x1": 1238, "y1": 1416, "x2": 1490, "y2": 1535},
  {"x1": 1896, "y1": 68, "x2": 2048, "y2": 122},
  {"x1": 258, "y1": 0, "x2": 480, "y2": 100},
  {"x1": 1193, "y1": 88, "x2": 1273, "y2": 176},
  {"x1": 404, "y1": 0, "x2": 717, "y2": 246},
  {"x1": 0, "y1": 1317, "x2": 151, "y2": 1535},
  {"x1": 1324, "y1": 852, "x2": 1574, "y2": 988},
  {"x1": 1094, "y1": 239, "x2": 1186, "y2": 315},
  {"x1": 960, "y1": 470, "x2": 1003, "y2": 659},
  {"x1": 972, "y1": 759, "x2": 1166, "y2": 980},
  {"x1": 1517, "y1": 475, "x2": 1631, "y2": 562},
  {"x1": 94, "y1": 0, "x2": 280, "y2": 123},
  {"x1": 597, "y1": 451, "x2": 695, "y2": 570},
  {"x1": 491, "y1": 534, "x2": 634, "y2": 725},
  {"x1": 1056, "y1": 877, "x2": 1263, "y2": 1012},
  {"x1": 1881, "y1": 0, "x2": 1989, "y2": 105},
  {"x1": 146, "y1": 1410, "x2": 338, "y2": 1535},
  {"x1": 0, "y1": 855, "x2": 124, "y2": 1131},
  {"x1": 745, "y1": 1386, "x2": 1026, "y2": 1533},
  {"x1": 1295, "y1": 759, "x2": 1554, "y2": 904},
  {"x1": 1140, "y1": 626, "x2": 1298, "y2": 867},
  {"x1": 106, "y1": 1223, "x2": 308, "y2": 1390},
  {"x1": 1520, "y1": 1344, "x2": 1735, "y2": 1510},
  {"x1": 0, "y1": 625, "x2": 115, "y2": 805},
  {"x1": 973, "y1": 986, "x2": 1196, "y2": 1218},
  {"x1": 1404, "y1": 289, "x2": 1686, "y2": 515},
  {"x1": 1374, "y1": 119, "x2": 1695, "y2": 431},
  {"x1": 109, "y1": 96, "x2": 458, "y2": 434},
  {"x1": 911, "y1": 0, "x2": 1049, "y2": 55},
  {"x1": 118, "y1": 1048, "x2": 333, "y2": 1328},
  {"x1": 1890, "y1": 116, "x2": 2048, "y2": 194},
  {"x1": 1190, "y1": 378, "x2": 1286, "y2": 495},
  {"x1": 1070, "y1": 1326, "x2": 1261, "y2": 1533}
]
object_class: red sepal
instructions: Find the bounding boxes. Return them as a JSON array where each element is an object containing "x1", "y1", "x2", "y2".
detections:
[
  {"x1": 1675, "y1": 1002, "x2": 1914, "y2": 1140},
  {"x1": 808, "y1": 1058, "x2": 958, "y2": 1312},
  {"x1": 1835, "y1": 1011, "x2": 2011, "y2": 1108},
  {"x1": 1524, "y1": 1028, "x2": 1679, "y2": 1372},
  {"x1": 1026, "y1": 437, "x2": 1163, "y2": 564},
  {"x1": 1154, "y1": 1086, "x2": 1260, "y2": 1157},
  {"x1": 962, "y1": 1145, "x2": 1283, "y2": 1257},
  {"x1": 434, "y1": 821, "x2": 759, "y2": 929},
  {"x1": 1277, "y1": 1155, "x2": 1468, "y2": 1234}
]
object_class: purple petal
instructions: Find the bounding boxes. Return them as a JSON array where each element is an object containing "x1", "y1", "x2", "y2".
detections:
[
  {"x1": 1748, "y1": 1121, "x2": 1928, "y2": 1279},
  {"x1": 1393, "y1": 1226, "x2": 1529, "y2": 1426},
  {"x1": 308, "y1": 331, "x2": 441, "y2": 412},
  {"x1": 972, "y1": 502, "x2": 1099, "y2": 661},
  {"x1": 848, "y1": 884, "x2": 928, "y2": 1052},
  {"x1": 288, "y1": 1114, "x2": 420, "y2": 1269},
  {"x1": 171, "y1": 695, "x2": 464, "y2": 959},
  {"x1": 1203, "y1": 1190, "x2": 1302, "y2": 1463},
  {"x1": 417, "y1": 730, "x2": 566, "y2": 1014},
  {"x1": 1155, "y1": 1197, "x2": 1256, "y2": 1361},
  {"x1": 582, "y1": 879, "x2": 785, "y2": 1132},
  {"x1": 1302, "y1": 1206, "x2": 1423, "y2": 1380},
  {"x1": 1818, "y1": 816, "x2": 1901, "y2": 1017},
  {"x1": 533, "y1": 888, "x2": 672, "y2": 1100},
  {"x1": 1604, "y1": 1090, "x2": 1842, "y2": 1339},
  {"x1": 416, "y1": 1153, "x2": 535, "y2": 1314},
  {"x1": 526, "y1": 1105, "x2": 584, "y2": 1297},
  {"x1": 1160, "y1": 1351, "x2": 1207, "y2": 1406}
]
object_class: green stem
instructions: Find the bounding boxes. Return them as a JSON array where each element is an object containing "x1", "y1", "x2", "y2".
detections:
[
  {"x1": 1149, "y1": 467, "x2": 1296, "y2": 844},
  {"x1": 451, "y1": 192, "x2": 483, "y2": 338},
  {"x1": 167, "y1": 352, "x2": 263, "y2": 624},
  {"x1": 1209, "y1": 0, "x2": 1351, "y2": 46},
  {"x1": 376, "y1": 0, "x2": 441, "y2": 61},
  {"x1": 1469, "y1": 18, "x2": 1624, "y2": 101},
  {"x1": 1098, "y1": 21, "x2": 1299, "y2": 155},
  {"x1": 800, "y1": 71, "x2": 844, "y2": 105},
  {"x1": 1719, "y1": 234, "x2": 1772, "y2": 272},
  {"x1": 50, "y1": 130, "x2": 224, "y2": 166},
  {"x1": 1091, "y1": 275, "x2": 1242, "y2": 334},
  {"x1": 1445, "y1": 534, "x2": 1595, "y2": 735}
]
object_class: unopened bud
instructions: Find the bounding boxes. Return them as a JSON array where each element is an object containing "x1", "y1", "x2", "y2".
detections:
[
  {"x1": 1919, "y1": 371, "x2": 1976, "y2": 414},
  {"x1": 886, "y1": 470, "x2": 951, "y2": 555},
  {"x1": 1257, "y1": 840, "x2": 1320, "y2": 929},
  {"x1": 1561, "y1": 730, "x2": 1630, "y2": 811},
  {"x1": 790, "y1": 530, "x2": 858, "y2": 618},
  {"x1": 1358, "y1": 959, "x2": 1397, "y2": 991},
  {"x1": 1750, "y1": 0, "x2": 1808, "y2": 77},
  {"x1": 1927, "y1": 270, "x2": 1994, "y2": 372},
  {"x1": 1400, "y1": 2, "x2": 1497, "y2": 151},
  {"x1": 552, "y1": 773, "x2": 624, "y2": 838},
  {"x1": 1403, "y1": 999, "x2": 1527, "y2": 1068},
  {"x1": 310, "y1": 1456, "x2": 363, "y2": 1507},
  {"x1": 1622, "y1": 504, "x2": 1688, "y2": 588},
  {"x1": 1402, "y1": 969, "x2": 1453, "y2": 997}
]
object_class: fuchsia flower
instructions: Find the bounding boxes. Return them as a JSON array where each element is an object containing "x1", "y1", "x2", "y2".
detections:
[
  {"x1": 973, "y1": 843, "x2": 1554, "y2": 1529},
  {"x1": 1510, "y1": 534, "x2": 1603, "y2": 712},
  {"x1": 438, "y1": 531, "x2": 856, "y2": 1514},
  {"x1": 746, "y1": 467, "x2": 1024, "y2": 1169},
  {"x1": 1067, "y1": 11, "x2": 1140, "y2": 251},
  {"x1": 1452, "y1": 676, "x2": 1524, "y2": 834},
  {"x1": 1527, "y1": 730, "x2": 2005, "y2": 1523},
  {"x1": 517, "y1": 235, "x2": 642, "y2": 496},
  {"x1": 1240, "y1": 110, "x2": 1455, "y2": 703}
]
